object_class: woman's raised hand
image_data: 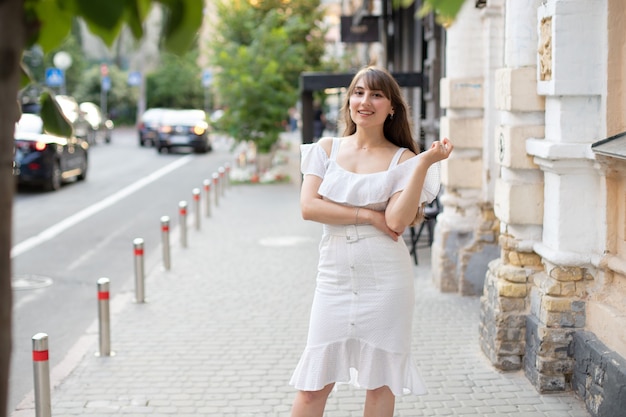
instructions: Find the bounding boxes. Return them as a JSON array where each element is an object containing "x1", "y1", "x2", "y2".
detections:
[{"x1": 424, "y1": 137, "x2": 453, "y2": 164}]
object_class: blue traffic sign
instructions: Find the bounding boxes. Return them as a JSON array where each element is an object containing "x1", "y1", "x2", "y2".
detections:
[
  {"x1": 45, "y1": 67, "x2": 64, "y2": 87},
  {"x1": 128, "y1": 71, "x2": 141, "y2": 87},
  {"x1": 101, "y1": 76, "x2": 111, "y2": 92},
  {"x1": 202, "y1": 70, "x2": 213, "y2": 88}
]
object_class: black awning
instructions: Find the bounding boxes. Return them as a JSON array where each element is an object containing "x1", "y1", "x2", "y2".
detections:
[{"x1": 592, "y1": 131, "x2": 626, "y2": 160}]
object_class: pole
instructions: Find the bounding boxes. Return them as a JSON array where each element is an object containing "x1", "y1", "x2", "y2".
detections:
[
  {"x1": 32, "y1": 333, "x2": 51, "y2": 417},
  {"x1": 96, "y1": 278, "x2": 113, "y2": 356},
  {"x1": 212, "y1": 173, "x2": 219, "y2": 207},
  {"x1": 192, "y1": 188, "x2": 201, "y2": 231},
  {"x1": 203, "y1": 179, "x2": 211, "y2": 218},
  {"x1": 218, "y1": 167, "x2": 226, "y2": 197},
  {"x1": 179, "y1": 201, "x2": 188, "y2": 248},
  {"x1": 160, "y1": 216, "x2": 171, "y2": 270},
  {"x1": 133, "y1": 238, "x2": 145, "y2": 303}
]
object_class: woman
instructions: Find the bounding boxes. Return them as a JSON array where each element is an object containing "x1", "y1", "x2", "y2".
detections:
[{"x1": 290, "y1": 66, "x2": 453, "y2": 417}]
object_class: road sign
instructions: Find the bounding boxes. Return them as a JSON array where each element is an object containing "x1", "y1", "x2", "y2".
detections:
[
  {"x1": 101, "y1": 76, "x2": 111, "y2": 92},
  {"x1": 45, "y1": 67, "x2": 64, "y2": 87},
  {"x1": 128, "y1": 71, "x2": 141, "y2": 87},
  {"x1": 202, "y1": 70, "x2": 213, "y2": 88}
]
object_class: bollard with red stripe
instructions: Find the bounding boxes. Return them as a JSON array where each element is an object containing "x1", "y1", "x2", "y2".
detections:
[
  {"x1": 161, "y1": 216, "x2": 171, "y2": 270},
  {"x1": 32, "y1": 333, "x2": 51, "y2": 417},
  {"x1": 96, "y1": 277, "x2": 114, "y2": 356},
  {"x1": 133, "y1": 238, "x2": 146, "y2": 303},
  {"x1": 212, "y1": 173, "x2": 220, "y2": 207},
  {"x1": 203, "y1": 179, "x2": 212, "y2": 218},
  {"x1": 179, "y1": 201, "x2": 188, "y2": 248},
  {"x1": 192, "y1": 188, "x2": 201, "y2": 231},
  {"x1": 218, "y1": 166, "x2": 226, "y2": 197}
]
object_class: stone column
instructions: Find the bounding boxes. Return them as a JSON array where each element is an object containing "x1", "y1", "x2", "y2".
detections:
[
  {"x1": 479, "y1": 0, "x2": 545, "y2": 371},
  {"x1": 525, "y1": 0, "x2": 606, "y2": 392},
  {"x1": 433, "y1": 1, "x2": 485, "y2": 293}
]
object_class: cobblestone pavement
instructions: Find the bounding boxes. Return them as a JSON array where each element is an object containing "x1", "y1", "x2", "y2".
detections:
[{"x1": 11, "y1": 136, "x2": 591, "y2": 417}]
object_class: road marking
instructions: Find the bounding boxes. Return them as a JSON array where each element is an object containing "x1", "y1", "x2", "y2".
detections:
[{"x1": 11, "y1": 155, "x2": 194, "y2": 258}]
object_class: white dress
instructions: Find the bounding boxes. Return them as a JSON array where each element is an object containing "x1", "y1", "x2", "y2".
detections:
[{"x1": 290, "y1": 138, "x2": 440, "y2": 396}]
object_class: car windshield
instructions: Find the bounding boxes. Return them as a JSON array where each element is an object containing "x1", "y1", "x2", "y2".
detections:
[{"x1": 15, "y1": 114, "x2": 43, "y2": 134}]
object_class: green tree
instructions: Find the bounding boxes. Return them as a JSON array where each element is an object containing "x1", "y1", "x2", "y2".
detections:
[
  {"x1": 209, "y1": 0, "x2": 327, "y2": 153},
  {"x1": 74, "y1": 65, "x2": 139, "y2": 124},
  {"x1": 0, "y1": 2, "x2": 202, "y2": 416},
  {"x1": 146, "y1": 51, "x2": 204, "y2": 109}
]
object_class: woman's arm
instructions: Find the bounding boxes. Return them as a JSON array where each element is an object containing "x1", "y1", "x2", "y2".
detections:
[
  {"x1": 385, "y1": 138, "x2": 453, "y2": 233},
  {"x1": 300, "y1": 175, "x2": 400, "y2": 240}
]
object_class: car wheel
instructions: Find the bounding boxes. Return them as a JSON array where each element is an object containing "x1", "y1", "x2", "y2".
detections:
[
  {"x1": 156, "y1": 145, "x2": 163, "y2": 153},
  {"x1": 44, "y1": 161, "x2": 62, "y2": 191},
  {"x1": 139, "y1": 135, "x2": 146, "y2": 147}
]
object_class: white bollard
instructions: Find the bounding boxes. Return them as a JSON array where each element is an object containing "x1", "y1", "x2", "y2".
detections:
[
  {"x1": 179, "y1": 201, "x2": 188, "y2": 248},
  {"x1": 218, "y1": 166, "x2": 226, "y2": 197},
  {"x1": 203, "y1": 179, "x2": 212, "y2": 218},
  {"x1": 212, "y1": 173, "x2": 220, "y2": 207},
  {"x1": 133, "y1": 238, "x2": 145, "y2": 303},
  {"x1": 192, "y1": 188, "x2": 201, "y2": 231},
  {"x1": 96, "y1": 278, "x2": 114, "y2": 356},
  {"x1": 160, "y1": 216, "x2": 171, "y2": 270},
  {"x1": 32, "y1": 333, "x2": 51, "y2": 417}
]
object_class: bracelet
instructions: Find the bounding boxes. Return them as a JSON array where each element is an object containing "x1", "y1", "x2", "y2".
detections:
[{"x1": 355, "y1": 207, "x2": 360, "y2": 225}]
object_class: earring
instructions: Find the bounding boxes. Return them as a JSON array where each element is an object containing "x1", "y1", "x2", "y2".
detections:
[{"x1": 389, "y1": 113, "x2": 394, "y2": 120}]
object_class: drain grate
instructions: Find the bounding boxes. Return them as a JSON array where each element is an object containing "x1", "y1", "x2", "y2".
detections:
[{"x1": 11, "y1": 274, "x2": 53, "y2": 290}]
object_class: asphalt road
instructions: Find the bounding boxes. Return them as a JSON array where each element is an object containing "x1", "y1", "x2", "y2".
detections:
[{"x1": 8, "y1": 127, "x2": 233, "y2": 413}]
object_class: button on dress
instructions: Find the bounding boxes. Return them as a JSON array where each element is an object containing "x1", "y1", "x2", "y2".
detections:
[{"x1": 290, "y1": 138, "x2": 440, "y2": 396}]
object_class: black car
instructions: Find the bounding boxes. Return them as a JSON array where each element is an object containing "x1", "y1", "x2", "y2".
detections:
[
  {"x1": 14, "y1": 113, "x2": 89, "y2": 191},
  {"x1": 137, "y1": 108, "x2": 169, "y2": 147},
  {"x1": 155, "y1": 109, "x2": 212, "y2": 154}
]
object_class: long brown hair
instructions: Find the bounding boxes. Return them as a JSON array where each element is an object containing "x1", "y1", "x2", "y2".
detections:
[{"x1": 341, "y1": 66, "x2": 418, "y2": 153}]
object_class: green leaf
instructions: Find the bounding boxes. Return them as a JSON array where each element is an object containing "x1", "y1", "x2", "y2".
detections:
[
  {"x1": 40, "y1": 90, "x2": 73, "y2": 138},
  {"x1": 20, "y1": 62, "x2": 33, "y2": 90},
  {"x1": 32, "y1": 0, "x2": 73, "y2": 53},
  {"x1": 158, "y1": 0, "x2": 204, "y2": 54},
  {"x1": 417, "y1": 0, "x2": 465, "y2": 22},
  {"x1": 76, "y1": 0, "x2": 125, "y2": 47},
  {"x1": 123, "y1": 0, "x2": 152, "y2": 39}
]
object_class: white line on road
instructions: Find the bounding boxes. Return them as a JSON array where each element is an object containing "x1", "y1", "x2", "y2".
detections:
[{"x1": 11, "y1": 155, "x2": 194, "y2": 258}]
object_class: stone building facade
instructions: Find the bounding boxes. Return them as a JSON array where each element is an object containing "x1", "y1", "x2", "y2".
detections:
[{"x1": 433, "y1": 0, "x2": 626, "y2": 415}]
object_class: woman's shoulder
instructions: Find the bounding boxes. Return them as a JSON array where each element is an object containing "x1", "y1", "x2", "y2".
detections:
[
  {"x1": 397, "y1": 146, "x2": 417, "y2": 163},
  {"x1": 316, "y1": 136, "x2": 335, "y2": 157}
]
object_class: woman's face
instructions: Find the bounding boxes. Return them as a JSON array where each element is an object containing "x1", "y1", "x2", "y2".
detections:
[{"x1": 348, "y1": 79, "x2": 393, "y2": 129}]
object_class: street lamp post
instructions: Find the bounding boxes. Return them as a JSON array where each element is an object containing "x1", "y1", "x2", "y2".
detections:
[{"x1": 53, "y1": 51, "x2": 72, "y2": 95}]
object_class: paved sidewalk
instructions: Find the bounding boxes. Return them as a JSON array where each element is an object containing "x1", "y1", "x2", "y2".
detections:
[{"x1": 11, "y1": 140, "x2": 591, "y2": 417}]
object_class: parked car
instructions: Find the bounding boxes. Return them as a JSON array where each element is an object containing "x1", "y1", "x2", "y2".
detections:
[
  {"x1": 21, "y1": 94, "x2": 92, "y2": 143},
  {"x1": 138, "y1": 108, "x2": 169, "y2": 147},
  {"x1": 13, "y1": 113, "x2": 89, "y2": 191},
  {"x1": 79, "y1": 102, "x2": 113, "y2": 144},
  {"x1": 155, "y1": 109, "x2": 212, "y2": 154}
]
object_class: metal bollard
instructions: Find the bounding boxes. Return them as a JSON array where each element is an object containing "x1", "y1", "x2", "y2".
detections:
[
  {"x1": 202, "y1": 179, "x2": 212, "y2": 218},
  {"x1": 218, "y1": 166, "x2": 226, "y2": 197},
  {"x1": 32, "y1": 333, "x2": 51, "y2": 417},
  {"x1": 224, "y1": 162, "x2": 231, "y2": 190},
  {"x1": 133, "y1": 238, "x2": 145, "y2": 303},
  {"x1": 179, "y1": 201, "x2": 188, "y2": 248},
  {"x1": 96, "y1": 278, "x2": 114, "y2": 356},
  {"x1": 212, "y1": 173, "x2": 220, "y2": 207},
  {"x1": 192, "y1": 188, "x2": 201, "y2": 231},
  {"x1": 160, "y1": 216, "x2": 171, "y2": 270}
]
